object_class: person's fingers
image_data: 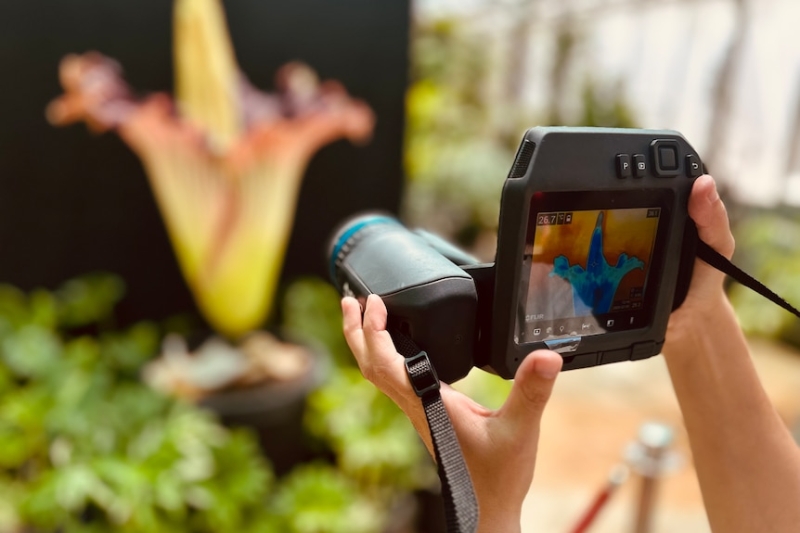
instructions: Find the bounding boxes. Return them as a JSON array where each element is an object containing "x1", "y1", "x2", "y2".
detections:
[
  {"x1": 361, "y1": 294, "x2": 401, "y2": 361},
  {"x1": 342, "y1": 295, "x2": 430, "y2": 441},
  {"x1": 686, "y1": 175, "x2": 736, "y2": 298},
  {"x1": 688, "y1": 175, "x2": 735, "y2": 259},
  {"x1": 356, "y1": 295, "x2": 419, "y2": 409},
  {"x1": 498, "y1": 350, "x2": 562, "y2": 433},
  {"x1": 341, "y1": 296, "x2": 366, "y2": 357}
]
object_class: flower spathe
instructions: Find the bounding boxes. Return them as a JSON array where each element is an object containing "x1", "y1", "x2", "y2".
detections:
[{"x1": 47, "y1": 0, "x2": 375, "y2": 338}]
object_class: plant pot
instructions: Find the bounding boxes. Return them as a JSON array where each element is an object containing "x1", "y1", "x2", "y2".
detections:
[{"x1": 199, "y1": 342, "x2": 330, "y2": 475}]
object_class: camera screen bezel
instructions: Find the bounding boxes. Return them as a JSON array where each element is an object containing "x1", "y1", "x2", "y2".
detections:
[{"x1": 514, "y1": 189, "x2": 674, "y2": 347}]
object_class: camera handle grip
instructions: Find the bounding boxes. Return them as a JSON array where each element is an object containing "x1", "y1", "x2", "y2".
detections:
[{"x1": 389, "y1": 329, "x2": 479, "y2": 533}]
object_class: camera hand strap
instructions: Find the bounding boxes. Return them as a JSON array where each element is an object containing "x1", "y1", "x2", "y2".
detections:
[
  {"x1": 390, "y1": 330, "x2": 479, "y2": 533},
  {"x1": 697, "y1": 241, "x2": 800, "y2": 318}
]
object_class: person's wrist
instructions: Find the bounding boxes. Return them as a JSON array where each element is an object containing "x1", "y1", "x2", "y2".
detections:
[
  {"x1": 474, "y1": 491, "x2": 525, "y2": 533},
  {"x1": 477, "y1": 509, "x2": 521, "y2": 533},
  {"x1": 664, "y1": 290, "x2": 735, "y2": 359},
  {"x1": 682, "y1": 289, "x2": 731, "y2": 322}
]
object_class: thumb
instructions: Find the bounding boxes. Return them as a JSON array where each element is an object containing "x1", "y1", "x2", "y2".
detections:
[
  {"x1": 499, "y1": 350, "x2": 562, "y2": 431},
  {"x1": 688, "y1": 174, "x2": 735, "y2": 259},
  {"x1": 686, "y1": 175, "x2": 736, "y2": 297}
]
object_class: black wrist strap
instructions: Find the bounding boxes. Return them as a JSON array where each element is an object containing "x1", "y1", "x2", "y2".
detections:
[
  {"x1": 389, "y1": 330, "x2": 479, "y2": 533},
  {"x1": 697, "y1": 241, "x2": 800, "y2": 319}
]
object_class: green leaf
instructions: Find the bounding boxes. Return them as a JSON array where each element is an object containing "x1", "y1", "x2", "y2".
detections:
[
  {"x1": 1, "y1": 325, "x2": 64, "y2": 379},
  {"x1": 206, "y1": 429, "x2": 273, "y2": 505},
  {"x1": 305, "y1": 368, "x2": 429, "y2": 489},
  {"x1": 152, "y1": 471, "x2": 185, "y2": 513},
  {"x1": 99, "y1": 322, "x2": 159, "y2": 375},
  {"x1": 66, "y1": 335, "x2": 102, "y2": 365},
  {"x1": 48, "y1": 463, "x2": 102, "y2": 513},
  {"x1": 0, "y1": 477, "x2": 23, "y2": 532},
  {"x1": 0, "y1": 363, "x2": 11, "y2": 394},
  {"x1": 0, "y1": 285, "x2": 33, "y2": 330},
  {"x1": 29, "y1": 289, "x2": 59, "y2": 330},
  {"x1": 0, "y1": 425, "x2": 42, "y2": 468},
  {"x1": 56, "y1": 273, "x2": 125, "y2": 328},
  {"x1": 272, "y1": 463, "x2": 383, "y2": 533},
  {"x1": 282, "y1": 278, "x2": 353, "y2": 367}
]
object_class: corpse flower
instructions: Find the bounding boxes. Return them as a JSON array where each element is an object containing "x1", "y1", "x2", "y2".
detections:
[{"x1": 47, "y1": 0, "x2": 375, "y2": 338}]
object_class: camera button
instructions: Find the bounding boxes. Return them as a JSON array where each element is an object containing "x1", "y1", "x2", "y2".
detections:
[
  {"x1": 616, "y1": 154, "x2": 632, "y2": 178},
  {"x1": 632, "y1": 154, "x2": 647, "y2": 178},
  {"x1": 651, "y1": 140, "x2": 680, "y2": 177},
  {"x1": 659, "y1": 146, "x2": 678, "y2": 170},
  {"x1": 686, "y1": 154, "x2": 703, "y2": 177}
]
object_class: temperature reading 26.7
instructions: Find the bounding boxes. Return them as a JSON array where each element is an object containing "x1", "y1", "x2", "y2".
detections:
[{"x1": 537, "y1": 212, "x2": 573, "y2": 226}]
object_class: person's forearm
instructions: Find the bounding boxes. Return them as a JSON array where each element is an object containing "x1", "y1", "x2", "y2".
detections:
[{"x1": 664, "y1": 295, "x2": 800, "y2": 533}]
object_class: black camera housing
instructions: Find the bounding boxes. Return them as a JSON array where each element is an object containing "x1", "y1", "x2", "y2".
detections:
[{"x1": 329, "y1": 127, "x2": 702, "y2": 383}]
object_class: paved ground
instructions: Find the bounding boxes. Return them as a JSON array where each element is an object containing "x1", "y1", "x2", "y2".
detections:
[{"x1": 519, "y1": 337, "x2": 800, "y2": 533}]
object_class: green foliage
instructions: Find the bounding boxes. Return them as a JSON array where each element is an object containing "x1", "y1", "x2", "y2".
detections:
[
  {"x1": 1, "y1": 273, "x2": 441, "y2": 533},
  {"x1": 405, "y1": 20, "x2": 514, "y2": 245},
  {"x1": 404, "y1": 18, "x2": 639, "y2": 248},
  {"x1": 305, "y1": 368, "x2": 430, "y2": 489},
  {"x1": 270, "y1": 463, "x2": 383, "y2": 533},
  {"x1": 282, "y1": 279, "x2": 353, "y2": 368},
  {"x1": 0, "y1": 275, "x2": 273, "y2": 532},
  {"x1": 56, "y1": 274, "x2": 126, "y2": 329},
  {"x1": 728, "y1": 211, "x2": 800, "y2": 345},
  {"x1": 576, "y1": 78, "x2": 637, "y2": 129}
]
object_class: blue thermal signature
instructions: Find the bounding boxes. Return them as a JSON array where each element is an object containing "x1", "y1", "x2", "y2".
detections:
[{"x1": 549, "y1": 212, "x2": 644, "y2": 315}]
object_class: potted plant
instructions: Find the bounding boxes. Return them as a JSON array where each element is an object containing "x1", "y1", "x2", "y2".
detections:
[
  {"x1": 45, "y1": 0, "x2": 375, "y2": 471},
  {"x1": 0, "y1": 274, "x2": 278, "y2": 532},
  {"x1": 0, "y1": 274, "x2": 410, "y2": 533}
]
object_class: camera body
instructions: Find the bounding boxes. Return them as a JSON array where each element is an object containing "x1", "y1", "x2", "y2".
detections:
[{"x1": 329, "y1": 127, "x2": 702, "y2": 383}]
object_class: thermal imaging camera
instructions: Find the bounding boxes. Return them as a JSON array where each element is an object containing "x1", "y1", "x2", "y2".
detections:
[{"x1": 329, "y1": 127, "x2": 702, "y2": 383}]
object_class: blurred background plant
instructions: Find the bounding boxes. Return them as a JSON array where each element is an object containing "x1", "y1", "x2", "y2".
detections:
[
  {"x1": 404, "y1": 13, "x2": 636, "y2": 258},
  {"x1": 0, "y1": 275, "x2": 276, "y2": 532},
  {"x1": 0, "y1": 275, "x2": 399, "y2": 533},
  {"x1": 727, "y1": 210, "x2": 800, "y2": 348}
]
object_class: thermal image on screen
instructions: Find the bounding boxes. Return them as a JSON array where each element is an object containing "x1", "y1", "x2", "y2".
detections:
[{"x1": 525, "y1": 207, "x2": 660, "y2": 323}]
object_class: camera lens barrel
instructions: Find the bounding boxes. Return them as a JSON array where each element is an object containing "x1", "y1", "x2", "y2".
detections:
[{"x1": 329, "y1": 214, "x2": 478, "y2": 382}]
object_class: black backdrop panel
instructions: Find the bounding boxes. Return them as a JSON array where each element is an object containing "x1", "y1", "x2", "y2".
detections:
[{"x1": 0, "y1": 0, "x2": 408, "y2": 327}]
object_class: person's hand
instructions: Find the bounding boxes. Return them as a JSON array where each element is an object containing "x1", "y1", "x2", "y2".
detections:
[
  {"x1": 342, "y1": 294, "x2": 562, "y2": 533},
  {"x1": 664, "y1": 174, "x2": 736, "y2": 356}
]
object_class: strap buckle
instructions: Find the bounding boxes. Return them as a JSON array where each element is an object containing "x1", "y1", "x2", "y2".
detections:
[{"x1": 404, "y1": 351, "x2": 441, "y2": 398}]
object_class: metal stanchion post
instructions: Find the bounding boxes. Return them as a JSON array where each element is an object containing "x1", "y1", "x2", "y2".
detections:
[{"x1": 625, "y1": 422, "x2": 682, "y2": 533}]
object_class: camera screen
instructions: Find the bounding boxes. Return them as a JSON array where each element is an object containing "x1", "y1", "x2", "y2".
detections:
[{"x1": 516, "y1": 194, "x2": 668, "y2": 345}]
